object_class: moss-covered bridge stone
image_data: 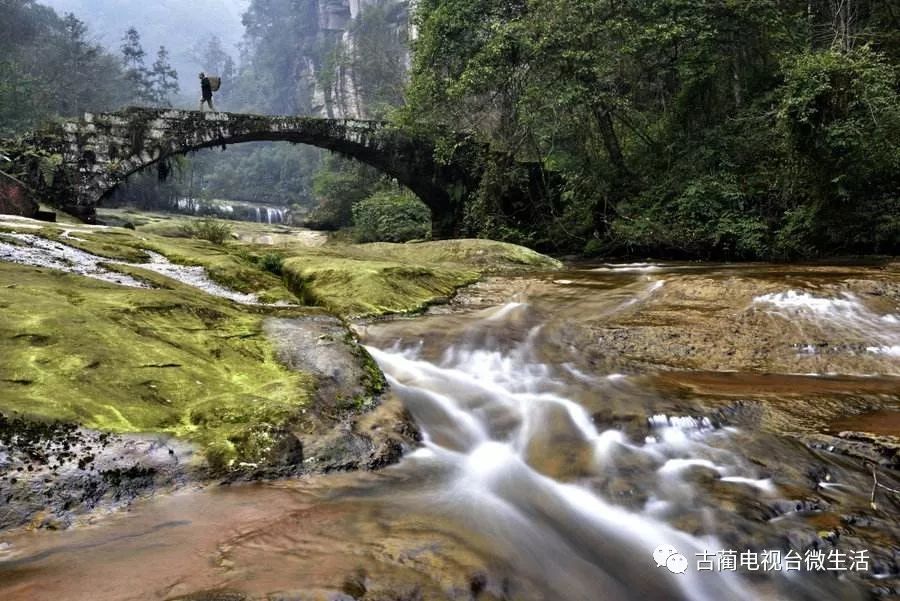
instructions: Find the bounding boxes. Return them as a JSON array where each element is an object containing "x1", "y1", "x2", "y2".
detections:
[{"x1": 11, "y1": 107, "x2": 481, "y2": 235}]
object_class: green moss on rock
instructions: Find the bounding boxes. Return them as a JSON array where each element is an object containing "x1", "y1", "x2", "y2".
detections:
[
  {"x1": 283, "y1": 255, "x2": 478, "y2": 317},
  {"x1": 43, "y1": 224, "x2": 297, "y2": 304},
  {"x1": 0, "y1": 211, "x2": 563, "y2": 479},
  {"x1": 279, "y1": 239, "x2": 560, "y2": 317},
  {"x1": 0, "y1": 261, "x2": 313, "y2": 471}
]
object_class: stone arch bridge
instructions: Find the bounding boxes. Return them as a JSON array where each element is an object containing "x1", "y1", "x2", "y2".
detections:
[{"x1": 11, "y1": 107, "x2": 488, "y2": 235}]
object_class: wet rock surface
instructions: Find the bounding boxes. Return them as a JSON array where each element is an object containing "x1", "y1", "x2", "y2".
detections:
[
  {"x1": 0, "y1": 221, "x2": 565, "y2": 540},
  {"x1": 581, "y1": 266, "x2": 900, "y2": 375},
  {"x1": 377, "y1": 262, "x2": 900, "y2": 597},
  {"x1": 0, "y1": 413, "x2": 198, "y2": 531},
  {"x1": 263, "y1": 316, "x2": 419, "y2": 475},
  {"x1": 0, "y1": 228, "x2": 426, "y2": 529},
  {"x1": 0, "y1": 320, "x2": 416, "y2": 535}
]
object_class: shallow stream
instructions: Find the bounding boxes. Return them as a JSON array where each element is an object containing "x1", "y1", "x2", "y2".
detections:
[{"x1": 2, "y1": 262, "x2": 899, "y2": 600}]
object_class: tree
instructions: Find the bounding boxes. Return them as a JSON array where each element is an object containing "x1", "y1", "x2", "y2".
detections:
[
  {"x1": 401, "y1": 0, "x2": 900, "y2": 256},
  {"x1": 149, "y1": 46, "x2": 179, "y2": 106},
  {"x1": 121, "y1": 27, "x2": 153, "y2": 103},
  {"x1": 219, "y1": 55, "x2": 236, "y2": 104},
  {"x1": 0, "y1": 1, "x2": 54, "y2": 134},
  {"x1": 306, "y1": 155, "x2": 387, "y2": 229},
  {"x1": 237, "y1": 0, "x2": 320, "y2": 114},
  {"x1": 55, "y1": 13, "x2": 101, "y2": 116},
  {"x1": 0, "y1": 5, "x2": 132, "y2": 135},
  {"x1": 195, "y1": 35, "x2": 230, "y2": 75}
]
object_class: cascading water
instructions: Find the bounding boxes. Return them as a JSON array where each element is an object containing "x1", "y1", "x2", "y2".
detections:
[
  {"x1": 350, "y1": 299, "x2": 863, "y2": 600},
  {"x1": 0, "y1": 265, "x2": 887, "y2": 600},
  {"x1": 267, "y1": 207, "x2": 285, "y2": 224},
  {"x1": 174, "y1": 197, "x2": 199, "y2": 213},
  {"x1": 167, "y1": 198, "x2": 286, "y2": 224},
  {"x1": 172, "y1": 198, "x2": 235, "y2": 218},
  {"x1": 252, "y1": 206, "x2": 285, "y2": 224},
  {"x1": 754, "y1": 290, "x2": 900, "y2": 358},
  {"x1": 362, "y1": 350, "x2": 753, "y2": 598}
]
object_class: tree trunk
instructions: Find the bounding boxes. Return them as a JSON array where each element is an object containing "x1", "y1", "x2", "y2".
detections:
[
  {"x1": 594, "y1": 104, "x2": 628, "y2": 179},
  {"x1": 592, "y1": 103, "x2": 630, "y2": 233}
]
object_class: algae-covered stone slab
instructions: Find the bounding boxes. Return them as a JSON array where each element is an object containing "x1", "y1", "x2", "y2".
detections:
[
  {"x1": 0, "y1": 216, "x2": 560, "y2": 484},
  {"x1": 0, "y1": 261, "x2": 312, "y2": 472},
  {"x1": 347, "y1": 238, "x2": 563, "y2": 272},
  {"x1": 280, "y1": 239, "x2": 561, "y2": 317},
  {"x1": 50, "y1": 213, "x2": 562, "y2": 318},
  {"x1": 38, "y1": 225, "x2": 297, "y2": 304},
  {"x1": 283, "y1": 255, "x2": 479, "y2": 317}
]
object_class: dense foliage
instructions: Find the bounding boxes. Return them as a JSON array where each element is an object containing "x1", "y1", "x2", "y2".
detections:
[
  {"x1": 37, "y1": 0, "x2": 247, "y2": 92},
  {"x1": 192, "y1": 143, "x2": 321, "y2": 206},
  {"x1": 218, "y1": 0, "x2": 409, "y2": 218},
  {"x1": 403, "y1": 0, "x2": 900, "y2": 257},
  {"x1": 304, "y1": 155, "x2": 389, "y2": 229},
  {"x1": 0, "y1": 0, "x2": 402, "y2": 221},
  {"x1": 353, "y1": 190, "x2": 432, "y2": 242},
  {"x1": 5, "y1": 0, "x2": 897, "y2": 259},
  {"x1": 0, "y1": 2, "x2": 122, "y2": 135}
]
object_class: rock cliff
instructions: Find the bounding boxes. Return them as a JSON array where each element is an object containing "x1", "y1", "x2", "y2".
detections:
[{"x1": 312, "y1": 0, "x2": 411, "y2": 118}]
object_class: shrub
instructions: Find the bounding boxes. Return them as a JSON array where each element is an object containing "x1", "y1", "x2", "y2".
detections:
[
  {"x1": 307, "y1": 156, "x2": 385, "y2": 229},
  {"x1": 777, "y1": 46, "x2": 900, "y2": 183},
  {"x1": 611, "y1": 175, "x2": 770, "y2": 259},
  {"x1": 179, "y1": 219, "x2": 232, "y2": 245},
  {"x1": 352, "y1": 191, "x2": 431, "y2": 243},
  {"x1": 258, "y1": 252, "x2": 285, "y2": 276}
]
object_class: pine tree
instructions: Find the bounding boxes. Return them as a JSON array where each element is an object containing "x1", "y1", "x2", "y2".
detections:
[
  {"x1": 150, "y1": 46, "x2": 179, "y2": 106},
  {"x1": 198, "y1": 35, "x2": 229, "y2": 75},
  {"x1": 120, "y1": 27, "x2": 153, "y2": 103},
  {"x1": 55, "y1": 13, "x2": 103, "y2": 116}
]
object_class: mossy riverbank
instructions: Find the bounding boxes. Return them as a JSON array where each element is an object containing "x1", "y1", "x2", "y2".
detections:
[
  {"x1": 0, "y1": 211, "x2": 561, "y2": 522},
  {"x1": 0, "y1": 261, "x2": 315, "y2": 471},
  {"x1": 47, "y1": 210, "x2": 562, "y2": 317}
]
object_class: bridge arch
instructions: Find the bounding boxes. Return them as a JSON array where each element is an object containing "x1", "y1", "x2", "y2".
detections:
[{"x1": 49, "y1": 107, "x2": 475, "y2": 235}]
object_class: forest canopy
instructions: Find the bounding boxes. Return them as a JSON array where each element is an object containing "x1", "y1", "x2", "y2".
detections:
[
  {"x1": 0, "y1": 0, "x2": 180, "y2": 136},
  {"x1": 401, "y1": 0, "x2": 900, "y2": 258}
]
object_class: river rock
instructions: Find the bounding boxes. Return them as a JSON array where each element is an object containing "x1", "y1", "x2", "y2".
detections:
[
  {"x1": 263, "y1": 316, "x2": 418, "y2": 474},
  {"x1": 0, "y1": 413, "x2": 198, "y2": 531}
]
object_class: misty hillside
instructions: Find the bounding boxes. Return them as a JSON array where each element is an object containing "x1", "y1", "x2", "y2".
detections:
[{"x1": 40, "y1": 0, "x2": 248, "y2": 88}]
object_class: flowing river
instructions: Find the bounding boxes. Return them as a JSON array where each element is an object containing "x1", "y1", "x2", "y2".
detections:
[{"x1": 2, "y1": 262, "x2": 899, "y2": 600}]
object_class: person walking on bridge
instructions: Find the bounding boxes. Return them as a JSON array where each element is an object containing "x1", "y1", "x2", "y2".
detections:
[{"x1": 199, "y1": 72, "x2": 215, "y2": 111}]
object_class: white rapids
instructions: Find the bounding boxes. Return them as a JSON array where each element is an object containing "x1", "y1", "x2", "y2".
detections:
[
  {"x1": 754, "y1": 290, "x2": 900, "y2": 358},
  {"x1": 364, "y1": 304, "x2": 793, "y2": 601}
]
